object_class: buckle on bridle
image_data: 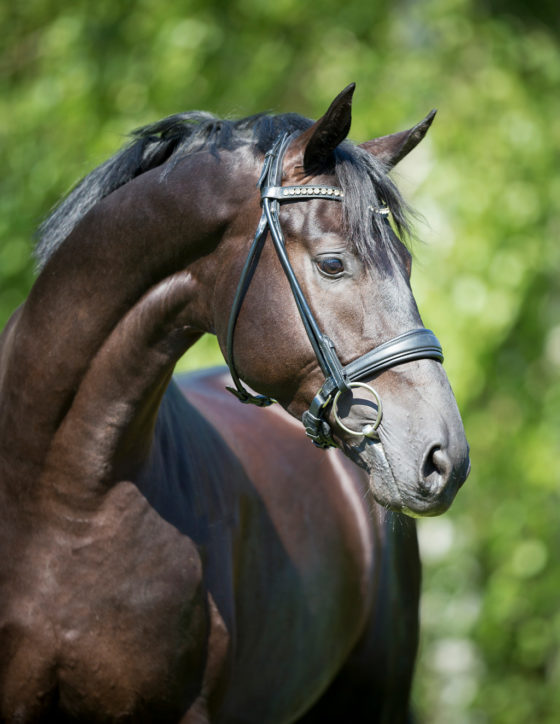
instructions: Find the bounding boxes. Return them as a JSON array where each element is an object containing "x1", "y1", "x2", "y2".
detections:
[
  {"x1": 226, "y1": 386, "x2": 275, "y2": 407},
  {"x1": 302, "y1": 388, "x2": 337, "y2": 449}
]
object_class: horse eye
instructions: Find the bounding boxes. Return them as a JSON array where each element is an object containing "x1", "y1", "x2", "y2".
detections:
[{"x1": 318, "y1": 258, "x2": 345, "y2": 276}]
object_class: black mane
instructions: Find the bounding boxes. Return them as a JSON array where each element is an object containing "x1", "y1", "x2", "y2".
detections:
[{"x1": 36, "y1": 111, "x2": 413, "y2": 268}]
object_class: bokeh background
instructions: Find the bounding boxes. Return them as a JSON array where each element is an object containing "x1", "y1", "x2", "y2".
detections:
[{"x1": 1, "y1": 0, "x2": 558, "y2": 721}]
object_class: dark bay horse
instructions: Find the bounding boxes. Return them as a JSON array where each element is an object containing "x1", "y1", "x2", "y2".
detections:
[{"x1": 0, "y1": 84, "x2": 469, "y2": 723}]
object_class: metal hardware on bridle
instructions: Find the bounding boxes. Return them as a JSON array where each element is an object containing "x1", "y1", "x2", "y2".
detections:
[
  {"x1": 332, "y1": 382, "x2": 383, "y2": 439},
  {"x1": 225, "y1": 132, "x2": 445, "y2": 448}
]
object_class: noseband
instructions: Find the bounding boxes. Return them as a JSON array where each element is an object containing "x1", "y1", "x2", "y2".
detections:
[{"x1": 225, "y1": 133, "x2": 444, "y2": 448}]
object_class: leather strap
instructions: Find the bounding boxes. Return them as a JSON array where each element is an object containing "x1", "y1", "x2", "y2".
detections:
[
  {"x1": 346, "y1": 328, "x2": 443, "y2": 380},
  {"x1": 262, "y1": 185, "x2": 344, "y2": 201},
  {"x1": 302, "y1": 329, "x2": 443, "y2": 448}
]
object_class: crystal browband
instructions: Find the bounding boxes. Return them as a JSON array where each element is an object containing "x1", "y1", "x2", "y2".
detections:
[
  {"x1": 262, "y1": 185, "x2": 390, "y2": 215},
  {"x1": 262, "y1": 185, "x2": 344, "y2": 200}
]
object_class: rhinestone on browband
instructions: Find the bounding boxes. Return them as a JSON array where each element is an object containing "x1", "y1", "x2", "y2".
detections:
[
  {"x1": 263, "y1": 185, "x2": 389, "y2": 216},
  {"x1": 262, "y1": 185, "x2": 344, "y2": 201},
  {"x1": 281, "y1": 185, "x2": 343, "y2": 197}
]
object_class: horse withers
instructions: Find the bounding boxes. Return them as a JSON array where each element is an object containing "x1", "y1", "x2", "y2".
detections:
[{"x1": 0, "y1": 84, "x2": 469, "y2": 722}]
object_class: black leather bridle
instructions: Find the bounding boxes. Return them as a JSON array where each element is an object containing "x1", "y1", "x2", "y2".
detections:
[{"x1": 225, "y1": 132, "x2": 444, "y2": 448}]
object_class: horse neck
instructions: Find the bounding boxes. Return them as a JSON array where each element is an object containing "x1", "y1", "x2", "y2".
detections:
[{"x1": 0, "y1": 149, "x2": 257, "y2": 501}]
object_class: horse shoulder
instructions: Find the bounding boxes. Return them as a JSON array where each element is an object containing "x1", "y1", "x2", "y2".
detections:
[
  {"x1": 174, "y1": 368, "x2": 380, "y2": 722},
  {"x1": 175, "y1": 368, "x2": 375, "y2": 586}
]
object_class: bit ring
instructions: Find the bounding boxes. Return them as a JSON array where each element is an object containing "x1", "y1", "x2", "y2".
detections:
[{"x1": 332, "y1": 382, "x2": 383, "y2": 439}]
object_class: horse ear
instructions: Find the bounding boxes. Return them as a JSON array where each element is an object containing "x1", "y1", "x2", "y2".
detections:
[
  {"x1": 292, "y1": 84, "x2": 355, "y2": 173},
  {"x1": 360, "y1": 110, "x2": 437, "y2": 169}
]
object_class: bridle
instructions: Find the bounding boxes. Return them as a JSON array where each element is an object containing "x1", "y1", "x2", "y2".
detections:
[{"x1": 225, "y1": 132, "x2": 444, "y2": 448}]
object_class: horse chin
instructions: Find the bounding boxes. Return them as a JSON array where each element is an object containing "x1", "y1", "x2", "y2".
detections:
[
  {"x1": 341, "y1": 438, "x2": 404, "y2": 511},
  {"x1": 341, "y1": 438, "x2": 458, "y2": 518}
]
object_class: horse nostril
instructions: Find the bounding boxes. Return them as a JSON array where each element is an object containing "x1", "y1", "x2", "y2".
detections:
[{"x1": 420, "y1": 444, "x2": 451, "y2": 495}]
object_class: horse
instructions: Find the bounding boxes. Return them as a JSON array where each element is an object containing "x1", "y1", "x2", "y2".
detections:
[{"x1": 0, "y1": 84, "x2": 469, "y2": 723}]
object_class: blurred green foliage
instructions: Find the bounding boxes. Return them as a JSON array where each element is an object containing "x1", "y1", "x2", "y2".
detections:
[{"x1": 1, "y1": 0, "x2": 558, "y2": 721}]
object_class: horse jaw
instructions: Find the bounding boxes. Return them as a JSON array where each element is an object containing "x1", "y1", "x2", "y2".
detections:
[{"x1": 340, "y1": 437, "x2": 406, "y2": 511}]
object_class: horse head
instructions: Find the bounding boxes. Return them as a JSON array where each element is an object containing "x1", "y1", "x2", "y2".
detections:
[
  {"x1": 16, "y1": 84, "x2": 469, "y2": 518},
  {"x1": 213, "y1": 84, "x2": 470, "y2": 517}
]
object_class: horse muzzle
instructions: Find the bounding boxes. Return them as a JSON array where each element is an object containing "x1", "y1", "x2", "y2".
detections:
[{"x1": 336, "y1": 361, "x2": 470, "y2": 517}]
